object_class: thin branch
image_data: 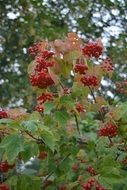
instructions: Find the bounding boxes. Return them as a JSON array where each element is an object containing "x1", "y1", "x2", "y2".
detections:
[
  {"x1": 74, "y1": 114, "x2": 81, "y2": 136},
  {"x1": 25, "y1": 131, "x2": 45, "y2": 144}
]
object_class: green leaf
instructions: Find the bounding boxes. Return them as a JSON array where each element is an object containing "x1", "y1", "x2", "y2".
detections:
[
  {"x1": 44, "y1": 101, "x2": 55, "y2": 114},
  {"x1": 21, "y1": 120, "x2": 38, "y2": 133},
  {"x1": 54, "y1": 109, "x2": 70, "y2": 126},
  {"x1": 60, "y1": 96, "x2": 75, "y2": 110},
  {"x1": 22, "y1": 142, "x2": 39, "y2": 161},
  {"x1": 0, "y1": 134, "x2": 24, "y2": 162},
  {"x1": 41, "y1": 129, "x2": 57, "y2": 151}
]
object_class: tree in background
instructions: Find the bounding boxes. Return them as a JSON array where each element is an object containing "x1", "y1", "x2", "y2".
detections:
[{"x1": 0, "y1": 0, "x2": 127, "y2": 109}]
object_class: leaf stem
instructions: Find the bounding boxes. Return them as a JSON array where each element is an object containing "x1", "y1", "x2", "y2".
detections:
[{"x1": 74, "y1": 114, "x2": 81, "y2": 136}]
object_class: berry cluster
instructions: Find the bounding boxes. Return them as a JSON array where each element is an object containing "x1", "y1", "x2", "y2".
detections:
[
  {"x1": 82, "y1": 40, "x2": 103, "y2": 58},
  {"x1": 28, "y1": 42, "x2": 41, "y2": 56},
  {"x1": 0, "y1": 110, "x2": 8, "y2": 119},
  {"x1": 86, "y1": 166, "x2": 96, "y2": 176},
  {"x1": 37, "y1": 92, "x2": 54, "y2": 104},
  {"x1": 35, "y1": 92, "x2": 54, "y2": 112},
  {"x1": 99, "y1": 122, "x2": 117, "y2": 138},
  {"x1": 101, "y1": 58, "x2": 114, "y2": 73},
  {"x1": 29, "y1": 50, "x2": 55, "y2": 89},
  {"x1": 81, "y1": 179, "x2": 106, "y2": 190},
  {"x1": 0, "y1": 184, "x2": 9, "y2": 190},
  {"x1": 76, "y1": 103, "x2": 85, "y2": 113},
  {"x1": 74, "y1": 59, "x2": 88, "y2": 74},
  {"x1": 81, "y1": 179, "x2": 95, "y2": 190},
  {"x1": 116, "y1": 81, "x2": 127, "y2": 95},
  {"x1": 81, "y1": 74, "x2": 98, "y2": 87}
]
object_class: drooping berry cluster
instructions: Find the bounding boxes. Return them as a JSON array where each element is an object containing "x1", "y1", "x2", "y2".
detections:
[
  {"x1": 35, "y1": 92, "x2": 54, "y2": 112},
  {"x1": 76, "y1": 103, "x2": 85, "y2": 113},
  {"x1": 29, "y1": 50, "x2": 55, "y2": 89},
  {"x1": 81, "y1": 178, "x2": 95, "y2": 190},
  {"x1": 74, "y1": 59, "x2": 88, "y2": 74},
  {"x1": 81, "y1": 179, "x2": 107, "y2": 190},
  {"x1": 116, "y1": 81, "x2": 127, "y2": 95},
  {"x1": 82, "y1": 40, "x2": 103, "y2": 58},
  {"x1": 101, "y1": 58, "x2": 114, "y2": 73},
  {"x1": 99, "y1": 122, "x2": 117, "y2": 138},
  {"x1": 0, "y1": 110, "x2": 8, "y2": 119},
  {"x1": 86, "y1": 166, "x2": 96, "y2": 176},
  {"x1": 37, "y1": 92, "x2": 54, "y2": 104},
  {"x1": 81, "y1": 74, "x2": 98, "y2": 87},
  {"x1": 28, "y1": 42, "x2": 41, "y2": 56}
]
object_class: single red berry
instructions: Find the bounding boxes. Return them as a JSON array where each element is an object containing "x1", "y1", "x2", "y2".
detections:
[
  {"x1": 38, "y1": 151, "x2": 48, "y2": 160},
  {"x1": 0, "y1": 184, "x2": 9, "y2": 190},
  {"x1": 0, "y1": 162, "x2": 9, "y2": 173},
  {"x1": 0, "y1": 110, "x2": 8, "y2": 119},
  {"x1": 71, "y1": 163, "x2": 79, "y2": 172},
  {"x1": 63, "y1": 87, "x2": 71, "y2": 94},
  {"x1": 99, "y1": 122, "x2": 117, "y2": 138},
  {"x1": 35, "y1": 105, "x2": 44, "y2": 112},
  {"x1": 82, "y1": 40, "x2": 103, "y2": 58}
]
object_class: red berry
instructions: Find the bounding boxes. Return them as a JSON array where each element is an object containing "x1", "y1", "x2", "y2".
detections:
[
  {"x1": 0, "y1": 162, "x2": 9, "y2": 173},
  {"x1": 99, "y1": 122, "x2": 117, "y2": 138},
  {"x1": 0, "y1": 184, "x2": 9, "y2": 190},
  {"x1": 76, "y1": 103, "x2": 85, "y2": 113},
  {"x1": 81, "y1": 179, "x2": 95, "y2": 190},
  {"x1": 72, "y1": 163, "x2": 79, "y2": 172},
  {"x1": 35, "y1": 104, "x2": 44, "y2": 112},
  {"x1": 82, "y1": 40, "x2": 103, "y2": 58},
  {"x1": 86, "y1": 166, "x2": 96, "y2": 176},
  {"x1": 63, "y1": 87, "x2": 71, "y2": 94},
  {"x1": 38, "y1": 151, "x2": 48, "y2": 160},
  {"x1": 0, "y1": 110, "x2": 8, "y2": 119}
]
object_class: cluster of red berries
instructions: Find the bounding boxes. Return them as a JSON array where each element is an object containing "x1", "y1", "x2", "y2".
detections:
[
  {"x1": 0, "y1": 110, "x2": 8, "y2": 119},
  {"x1": 82, "y1": 179, "x2": 106, "y2": 190},
  {"x1": 86, "y1": 166, "x2": 96, "y2": 176},
  {"x1": 101, "y1": 58, "x2": 114, "y2": 73},
  {"x1": 82, "y1": 41, "x2": 103, "y2": 58},
  {"x1": 29, "y1": 50, "x2": 55, "y2": 89},
  {"x1": 76, "y1": 103, "x2": 85, "y2": 113},
  {"x1": 116, "y1": 81, "x2": 127, "y2": 95},
  {"x1": 99, "y1": 122, "x2": 117, "y2": 138},
  {"x1": 28, "y1": 42, "x2": 41, "y2": 56},
  {"x1": 0, "y1": 184, "x2": 9, "y2": 190},
  {"x1": 35, "y1": 92, "x2": 54, "y2": 112},
  {"x1": 0, "y1": 161, "x2": 14, "y2": 173},
  {"x1": 81, "y1": 74, "x2": 98, "y2": 87},
  {"x1": 74, "y1": 59, "x2": 88, "y2": 74},
  {"x1": 37, "y1": 92, "x2": 54, "y2": 104}
]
